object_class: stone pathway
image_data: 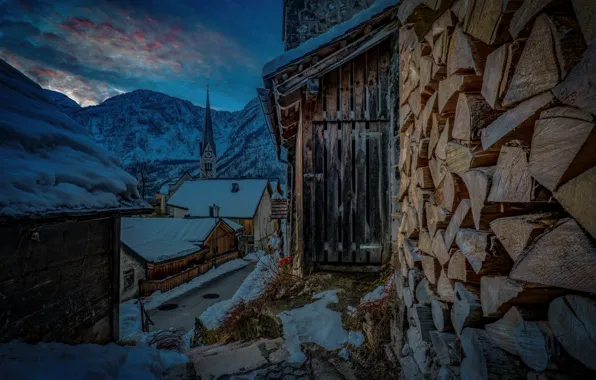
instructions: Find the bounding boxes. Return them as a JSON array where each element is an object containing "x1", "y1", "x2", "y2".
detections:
[{"x1": 166, "y1": 338, "x2": 358, "y2": 380}]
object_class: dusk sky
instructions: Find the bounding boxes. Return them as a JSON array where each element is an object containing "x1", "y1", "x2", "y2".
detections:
[{"x1": 0, "y1": 0, "x2": 284, "y2": 110}]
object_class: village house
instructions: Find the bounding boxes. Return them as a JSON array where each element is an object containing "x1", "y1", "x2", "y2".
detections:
[
  {"x1": 259, "y1": 0, "x2": 398, "y2": 273},
  {"x1": 167, "y1": 178, "x2": 275, "y2": 251},
  {"x1": 0, "y1": 59, "x2": 151, "y2": 344},
  {"x1": 120, "y1": 217, "x2": 242, "y2": 299},
  {"x1": 156, "y1": 171, "x2": 194, "y2": 214}
]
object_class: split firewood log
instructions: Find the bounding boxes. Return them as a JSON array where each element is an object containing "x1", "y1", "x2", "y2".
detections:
[
  {"x1": 406, "y1": 326, "x2": 432, "y2": 374},
  {"x1": 429, "y1": 113, "x2": 445, "y2": 156},
  {"x1": 463, "y1": 0, "x2": 522, "y2": 45},
  {"x1": 420, "y1": 55, "x2": 435, "y2": 94},
  {"x1": 435, "y1": 118, "x2": 452, "y2": 161},
  {"x1": 438, "y1": 74, "x2": 483, "y2": 115},
  {"x1": 431, "y1": 299, "x2": 453, "y2": 332},
  {"x1": 408, "y1": 268, "x2": 424, "y2": 295},
  {"x1": 552, "y1": 43, "x2": 596, "y2": 116},
  {"x1": 452, "y1": 93, "x2": 503, "y2": 142},
  {"x1": 485, "y1": 306, "x2": 544, "y2": 356},
  {"x1": 490, "y1": 213, "x2": 559, "y2": 262},
  {"x1": 447, "y1": 250, "x2": 481, "y2": 284},
  {"x1": 460, "y1": 328, "x2": 526, "y2": 380},
  {"x1": 529, "y1": 108, "x2": 596, "y2": 192},
  {"x1": 571, "y1": 0, "x2": 596, "y2": 45},
  {"x1": 480, "y1": 276, "x2": 566, "y2": 318},
  {"x1": 419, "y1": 228, "x2": 433, "y2": 254},
  {"x1": 431, "y1": 330, "x2": 461, "y2": 366},
  {"x1": 437, "y1": 269, "x2": 454, "y2": 303},
  {"x1": 416, "y1": 167, "x2": 434, "y2": 189},
  {"x1": 509, "y1": 0, "x2": 569, "y2": 39},
  {"x1": 548, "y1": 295, "x2": 596, "y2": 371},
  {"x1": 510, "y1": 218, "x2": 596, "y2": 293},
  {"x1": 502, "y1": 13, "x2": 585, "y2": 107},
  {"x1": 421, "y1": 254, "x2": 442, "y2": 284},
  {"x1": 409, "y1": 304, "x2": 435, "y2": 342},
  {"x1": 455, "y1": 229, "x2": 513, "y2": 276},
  {"x1": 415, "y1": 278, "x2": 436, "y2": 305},
  {"x1": 433, "y1": 29, "x2": 450, "y2": 66},
  {"x1": 514, "y1": 321, "x2": 560, "y2": 371},
  {"x1": 451, "y1": 282, "x2": 483, "y2": 335},
  {"x1": 403, "y1": 286, "x2": 414, "y2": 307},
  {"x1": 432, "y1": 230, "x2": 452, "y2": 265},
  {"x1": 404, "y1": 238, "x2": 422, "y2": 268},
  {"x1": 554, "y1": 165, "x2": 596, "y2": 240},
  {"x1": 481, "y1": 40, "x2": 525, "y2": 110},
  {"x1": 405, "y1": 205, "x2": 420, "y2": 239},
  {"x1": 481, "y1": 91, "x2": 553, "y2": 151},
  {"x1": 434, "y1": 171, "x2": 467, "y2": 214},
  {"x1": 426, "y1": 203, "x2": 452, "y2": 238},
  {"x1": 445, "y1": 143, "x2": 500, "y2": 174},
  {"x1": 421, "y1": 93, "x2": 438, "y2": 138},
  {"x1": 429, "y1": 156, "x2": 448, "y2": 188},
  {"x1": 488, "y1": 145, "x2": 540, "y2": 203},
  {"x1": 444, "y1": 199, "x2": 474, "y2": 249},
  {"x1": 447, "y1": 26, "x2": 492, "y2": 77}
]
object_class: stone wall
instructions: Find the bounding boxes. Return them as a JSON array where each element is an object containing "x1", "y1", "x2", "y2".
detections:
[
  {"x1": 283, "y1": 0, "x2": 375, "y2": 51},
  {"x1": 0, "y1": 217, "x2": 117, "y2": 344},
  {"x1": 120, "y1": 248, "x2": 146, "y2": 302}
]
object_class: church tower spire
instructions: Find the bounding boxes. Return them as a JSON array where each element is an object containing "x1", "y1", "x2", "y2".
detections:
[{"x1": 200, "y1": 86, "x2": 217, "y2": 179}]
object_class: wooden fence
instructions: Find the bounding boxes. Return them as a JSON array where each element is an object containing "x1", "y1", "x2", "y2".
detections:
[{"x1": 139, "y1": 251, "x2": 242, "y2": 297}]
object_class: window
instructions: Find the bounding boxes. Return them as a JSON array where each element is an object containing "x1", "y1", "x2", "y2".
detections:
[
  {"x1": 205, "y1": 162, "x2": 212, "y2": 171},
  {"x1": 123, "y1": 269, "x2": 134, "y2": 289}
]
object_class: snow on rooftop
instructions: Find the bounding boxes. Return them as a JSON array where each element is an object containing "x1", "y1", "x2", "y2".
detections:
[
  {"x1": 121, "y1": 217, "x2": 218, "y2": 262},
  {"x1": 167, "y1": 179, "x2": 270, "y2": 218},
  {"x1": 0, "y1": 59, "x2": 148, "y2": 217},
  {"x1": 262, "y1": 0, "x2": 398, "y2": 77},
  {"x1": 222, "y1": 218, "x2": 243, "y2": 232}
]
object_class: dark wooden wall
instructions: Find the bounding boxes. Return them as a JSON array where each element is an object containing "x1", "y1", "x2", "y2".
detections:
[
  {"x1": 300, "y1": 39, "x2": 393, "y2": 268},
  {"x1": 0, "y1": 216, "x2": 118, "y2": 344}
]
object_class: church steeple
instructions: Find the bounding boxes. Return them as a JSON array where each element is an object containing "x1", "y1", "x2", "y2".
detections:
[{"x1": 200, "y1": 87, "x2": 217, "y2": 179}]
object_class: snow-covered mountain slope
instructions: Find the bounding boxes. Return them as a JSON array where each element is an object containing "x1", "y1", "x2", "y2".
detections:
[
  {"x1": 57, "y1": 90, "x2": 285, "y2": 195},
  {"x1": 43, "y1": 89, "x2": 81, "y2": 114}
]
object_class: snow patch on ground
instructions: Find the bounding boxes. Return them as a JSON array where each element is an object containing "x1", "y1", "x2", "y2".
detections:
[
  {"x1": 0, "y1": 340, "x2": 187, "y2": 380},
  {"x1": 277, "y1": 290, "x2": 365, "y2": 364},
  {"x1": 361, "y1": 285, "x2": 387, "y2": 303},
  {"x1": 244, "y1": 250, "x2": 265, "y2": 262},
  {"x1": 142, "y1": 258, "x2": 251, "y2": 311},
  {"x1": 200, "y1": 252, "x2": 279, "y2": 329}
]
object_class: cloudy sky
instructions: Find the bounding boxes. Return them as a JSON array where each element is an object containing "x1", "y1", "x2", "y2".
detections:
[{"x1": 0, "y1": 0, "x2": 284, "y2": 110}]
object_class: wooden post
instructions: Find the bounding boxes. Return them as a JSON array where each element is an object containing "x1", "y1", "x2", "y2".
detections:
[{"x1": 112, "y1": 216, "x2": 121, "y2": 341}]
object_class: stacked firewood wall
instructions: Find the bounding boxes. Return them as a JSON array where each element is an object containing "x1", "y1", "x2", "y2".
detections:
[{"x1": 393, "y1": 0, "x2": 596, "y2": 379}]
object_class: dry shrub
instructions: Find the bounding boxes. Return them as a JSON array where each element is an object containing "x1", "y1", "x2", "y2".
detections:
[
  {"x1": 148, "y1": 328, "x2": 188, "y2": 352},
  {"x1": 209, "y1": 298, "x2": 281, "y2": 344}
]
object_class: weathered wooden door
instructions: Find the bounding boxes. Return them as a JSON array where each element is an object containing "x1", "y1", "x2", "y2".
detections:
[{"x1": 301, "y1": 41, "x2": 392, "y2": 266}]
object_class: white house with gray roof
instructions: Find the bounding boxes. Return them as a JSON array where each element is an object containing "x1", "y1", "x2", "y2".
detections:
[{"x1": 167, "y1": 178, "x2": 275, "y2": 250}]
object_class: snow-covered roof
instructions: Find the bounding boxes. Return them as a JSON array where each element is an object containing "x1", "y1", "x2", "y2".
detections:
[
  {"x1": 222, "y1": 218, "x2": 243, "y2": 232},
  {"x1": 167, "y1": 179, "x2": 270, "y2": 218},
  {"x1": 0, "y1": 59, "x2": 149, "y2": 217},
  {"x1": 121, "y1": 217, "x2": 218, "y2": 262},
  {"x1": 262, "y1": 0, "x2": 398, "y2": 76}
]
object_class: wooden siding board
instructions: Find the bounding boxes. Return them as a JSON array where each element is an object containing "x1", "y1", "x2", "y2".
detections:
[
  {"x1": 325, "y1": 69, "x2": 339, "y2": 121},
  {"x1": 341, "y1": 122, "x2": 353, "y2": 262},
  {"x1": 368, "y1": 121, "x2": 382, "y2": 263},
  {"x1": 380, "y1": 121, "x2": 391, "y2": 263},
  {"x1": 355, "y1": 121, "x2": 368, "y2": 263},
  {"x1": 353, "y1": 53, "x2": 366, "y2": 120},
  {"x1": 378, "y1": 39, "x2": 392, "y2": 120},
  {"x1": 303, "y1": 100, "x2": 315, "y2": 266},
  {"x1": 326, "y1": 121, "x2": 340, "y2": 262},
  {"x1": 366, "y1": 47, "x2": 379, "y2": 120},
  {"x1": 341, "y1": 62, "x2": 351, "y2": 120},
  {"x1": 314, "y1": 122, "x2": 326, "y2": 262}
]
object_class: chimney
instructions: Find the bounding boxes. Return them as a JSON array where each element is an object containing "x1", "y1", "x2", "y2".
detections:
[
  {"x1": 209, "y1": 204, "x2": 220, "y2": 217},
  {"x1": 231, "y1": 182, "x2": 240, "y2": 193}
]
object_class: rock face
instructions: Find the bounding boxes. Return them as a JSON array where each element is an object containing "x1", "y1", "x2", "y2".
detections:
[{"x1": 48, "y1": 89, "x2": 285, "y2": 194}]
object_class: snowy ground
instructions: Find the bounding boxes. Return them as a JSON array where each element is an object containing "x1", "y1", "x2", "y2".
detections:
[
  {"x1": 120, "y1": 255, "x2": 259, "y2": 343},
  {"x1": 0, "y1": 340, "x2": 188, "y2": 380},
  {"x1": 278, "y1": 290, "x2": 365, "y2": 364},
  {"x1": 200, "y1": 252, "x2": 279, "y2": 329}
]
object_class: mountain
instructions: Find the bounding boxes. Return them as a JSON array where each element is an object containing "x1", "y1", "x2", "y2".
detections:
[
  {"x1": 54, "y1": 89, "x2": 285, "y2": 196},
  {"x1": 43, "y1": 89, "x2": 81, "y2": 114}
]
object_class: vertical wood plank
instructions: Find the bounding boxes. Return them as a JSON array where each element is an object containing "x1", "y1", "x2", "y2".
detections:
[
  {"x1": 368, "y1": 121, "x2": 382, "y2": 263},
  {"x1": 378, "y1": 38, "x2": 392, "y2": 120},
  {"x1": 294, "y1": 111, "x2": 305, "y2": 271},
  {"x1": 341, "y1": 122, "x2": 353, "y2": 262},
  {"x1": 327, "y1": 122, "x2": 339, "y2": 262},
  {"x1": 314, "y1": 122, "x2": 325, "y2": 262},
  {"x1": 353, "y1": 53, "x2": 366, "y2": 120},
  {"x1": 313, "y1": 81, "x2": 324, "y2": 121},
  {"x1": 326, "y1": 69, "x2": 339, "y2": 121},
  {"x1": 380, "y1": 120, "x2": 391, "y2": 263},
  {"x1": 111, "y1": 216, "x2": 121, "y2": 341},
  {"x1": 341, "y1": 62, "x2": 351, "y2": 121},
  {"x1": 366, "y1": 46, "x2": 379, "y2": 120},
  {"x1": 303, "y1": 99, "x2": 314, "y2": 269},
  {"x1": 354, "y1": 121, "x2": 367, "y2": 263}
]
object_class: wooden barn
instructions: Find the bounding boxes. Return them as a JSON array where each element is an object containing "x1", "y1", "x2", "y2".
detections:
[
  {"x1": 167, "y1": 178, "x2": 275, "y2": 250},
  {"x1": 0, "y1": 59, "x2": 151, "y2": 344},
  {"x1": 120, "y1": 217, "x2": 243, "y2": 299},
  {"x1": 259, "y1": 0, "x2": 399, "y2": 273}
]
